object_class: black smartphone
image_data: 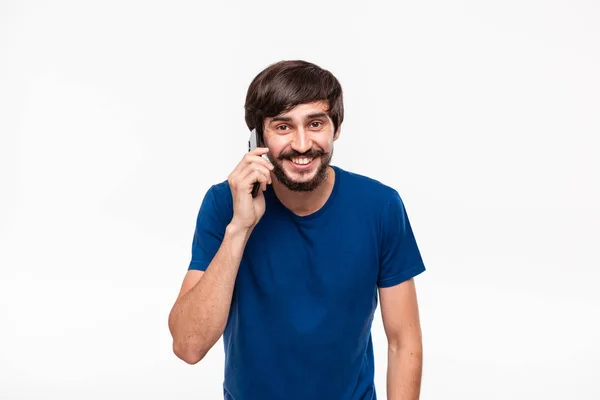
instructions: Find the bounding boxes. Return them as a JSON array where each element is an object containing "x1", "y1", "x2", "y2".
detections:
[{"x1": 248, "y1": 129, "x2": 261, "y2": 198}]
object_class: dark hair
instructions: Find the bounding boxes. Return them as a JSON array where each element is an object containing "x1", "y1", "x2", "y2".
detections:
[{"x1": 244, "y1": 60, "x2": 344, "y2": 140}]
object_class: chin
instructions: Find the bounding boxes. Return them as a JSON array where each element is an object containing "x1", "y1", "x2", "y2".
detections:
[
  {"x1": 274, "y1": 158, "x2": 330, "y2": 192},
  {"x1": 285, "y1": 166, "x2": 318, "y2": 179}
]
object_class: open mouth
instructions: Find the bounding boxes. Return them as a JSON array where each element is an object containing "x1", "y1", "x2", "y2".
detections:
[
  {"x1": 292, "y1": 157, "x2": 312, "y2": 165},
  {"x1": 287, "y1": 157, "x2": 315, "y2": 170}
]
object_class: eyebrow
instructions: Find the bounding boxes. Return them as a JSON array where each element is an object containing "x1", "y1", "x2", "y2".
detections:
[
  {"x1": 270, "y1": 116, "x2": 292, "y2": 122},
  {"x1": 270, "y1": 112, "x2": 328, "y2": 123}
]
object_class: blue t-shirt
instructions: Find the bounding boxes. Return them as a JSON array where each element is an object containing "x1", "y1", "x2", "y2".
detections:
[{"x1": 188, "y1": 165, "x2": 426, "y2": 400}]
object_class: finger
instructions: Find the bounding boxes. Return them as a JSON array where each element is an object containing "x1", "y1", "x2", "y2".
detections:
[
  {"x1": 240, "y1": 160, "x2": 272, "y2": 180},
  {"x1": 250, "y1": 170, "x2": 269, "y2": 195},
  {"x1": 244, "y1": 153, "x2": 274, "y2": 171},
  {"x1": 248, "y1": 146, "x2": 270, "y2": 156},
  {"x1": 230, "y1": 150, "x2": 273, "y2": 181},
  {"x1": 240, "y1": 164, "x2": 271, "y2": 193}
]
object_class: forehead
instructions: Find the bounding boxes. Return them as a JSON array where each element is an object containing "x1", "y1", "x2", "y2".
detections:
[{"x1": 272, "y1": 101, "x2": 330, "y2": 120}]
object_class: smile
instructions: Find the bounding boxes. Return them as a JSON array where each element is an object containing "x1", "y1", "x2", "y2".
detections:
[
  {"x1": 291, "y1": 157, "x2": 313, "y2": 165},
  {"x1": 286, "y1": 157, "x2": 316, "y2": 170}
]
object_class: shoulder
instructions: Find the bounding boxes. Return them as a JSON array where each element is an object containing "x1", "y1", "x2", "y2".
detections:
[
  {"x1": 334, "y1": 165, "x2": 402, "y2": 208},
  {"x1": 197, "y1": 180, "x2": 233, "y2": 223},
  {"x1": 207, "y1": 180, "x2": 233, "y2": 203}
]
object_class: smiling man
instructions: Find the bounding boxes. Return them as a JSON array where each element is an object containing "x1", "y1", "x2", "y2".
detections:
[
  {"x1": 168, "y1": 60, "x2": 426, "y2": 400},
  {"x1": 266, "y1": 105, "x2": 332, "y2": 192}
]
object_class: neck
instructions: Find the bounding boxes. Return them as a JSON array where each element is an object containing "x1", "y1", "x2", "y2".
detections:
[{"x1": 271, "y1": 166, "x2": 336, "y2": 217}]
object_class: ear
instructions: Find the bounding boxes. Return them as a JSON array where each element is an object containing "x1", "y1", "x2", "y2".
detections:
[{"x1": 333, "y1": 124, "x2": 342, "y2": 141}]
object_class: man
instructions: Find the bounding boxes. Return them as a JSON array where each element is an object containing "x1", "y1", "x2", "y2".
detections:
[{"x1": 168, "y1": 60, "x2": 426, "y2": 399}]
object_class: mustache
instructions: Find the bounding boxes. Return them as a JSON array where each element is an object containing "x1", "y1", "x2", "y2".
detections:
[{"x1": 278, "y1": 148, "x2": 326, "y2": 160}]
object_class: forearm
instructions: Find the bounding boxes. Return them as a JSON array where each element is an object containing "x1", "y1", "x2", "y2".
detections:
[
  {"x1": 169, "y1": 223, "x2": 251, "y2": 363},
  {"x1": 386, "y1": 342, "x2": 423, "y2": 400}
]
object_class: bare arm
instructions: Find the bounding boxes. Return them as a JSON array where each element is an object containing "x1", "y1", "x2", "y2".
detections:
[
  {"x1": 379, "y1": 278, "x2": 423, "y2": 400},
  {"x1": 168, "y1": 147, "x2": 273, "y2": 365},
  {"x1": 168, "y1": 223, "x2": 251, "y2": 364}
]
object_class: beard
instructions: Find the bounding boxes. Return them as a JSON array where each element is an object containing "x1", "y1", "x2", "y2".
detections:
[{"x1": 268, "y1": 147, "x2": 333, "y2": 192}]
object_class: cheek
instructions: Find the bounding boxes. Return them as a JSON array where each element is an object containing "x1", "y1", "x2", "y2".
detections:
[
  {"x1": 316, "y1": 137, "x2": 334, "y2": 151},
  {"x1": 264, "y1": 135, "x2": 283, "y2": 151},
  {"x1": 266, "y1": 142, "x2": 287, "y2": 160}
]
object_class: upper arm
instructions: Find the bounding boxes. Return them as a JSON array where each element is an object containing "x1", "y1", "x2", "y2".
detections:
[
  {"x1": 175, "y1": 184, "x2": 229, "y2": 300},
  {"x1": 188, "y1": 184, "x2": 233, "y2": 272},
  {"x1": 377, "y1": 190, "x2": 425, "y2": 288},
  {"x1": 377, "y1": 190, "x2": 426, "y2": 347},
  {"x1": 176, "y1": 270, "x2": 205, "y2": 301},
  {"x1": 379, "y1": 278, "x2": 422, "y2": 349}
]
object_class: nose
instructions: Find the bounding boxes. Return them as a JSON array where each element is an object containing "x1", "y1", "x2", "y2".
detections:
[{"x1": 290, "y1": 127, "x2": 312, "y2": 154}]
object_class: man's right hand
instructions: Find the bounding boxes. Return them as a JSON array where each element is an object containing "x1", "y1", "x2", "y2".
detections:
[
  {"x1": 228, "y1": 147, "x2": 274, "y2": 231},
  {"x1": 170, "y1": 150, "x2": 272, "y2": 363}
]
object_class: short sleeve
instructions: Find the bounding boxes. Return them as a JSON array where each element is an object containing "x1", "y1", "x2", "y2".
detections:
[
  {"x1": 188, "y1": 184, "x2": 232, "y2": 271},
  {"x1": 377, "y1": 190, "x2": 426, "y2": 288}
]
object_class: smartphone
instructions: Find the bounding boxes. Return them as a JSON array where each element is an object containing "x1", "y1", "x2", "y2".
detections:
[{"x1": 248, "y1": 129, "x2": 262, "y2": 198}]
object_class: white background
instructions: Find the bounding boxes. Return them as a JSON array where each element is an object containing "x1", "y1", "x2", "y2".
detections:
[{"x1": 1, "y1": 0, "x2": 599, "y2": 399}]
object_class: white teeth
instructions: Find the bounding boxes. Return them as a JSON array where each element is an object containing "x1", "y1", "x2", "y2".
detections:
[{"x1": 292, "y1": 157, "x2": 312, "y2": 165}]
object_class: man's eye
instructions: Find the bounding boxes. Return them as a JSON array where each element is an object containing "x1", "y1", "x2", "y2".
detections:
[
  {"x1": 310, "y1": 121, "x2": 322, "y2": 128},
  {"x1": 276, "y1": 125, "x2": 289, "y2": 131}
]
